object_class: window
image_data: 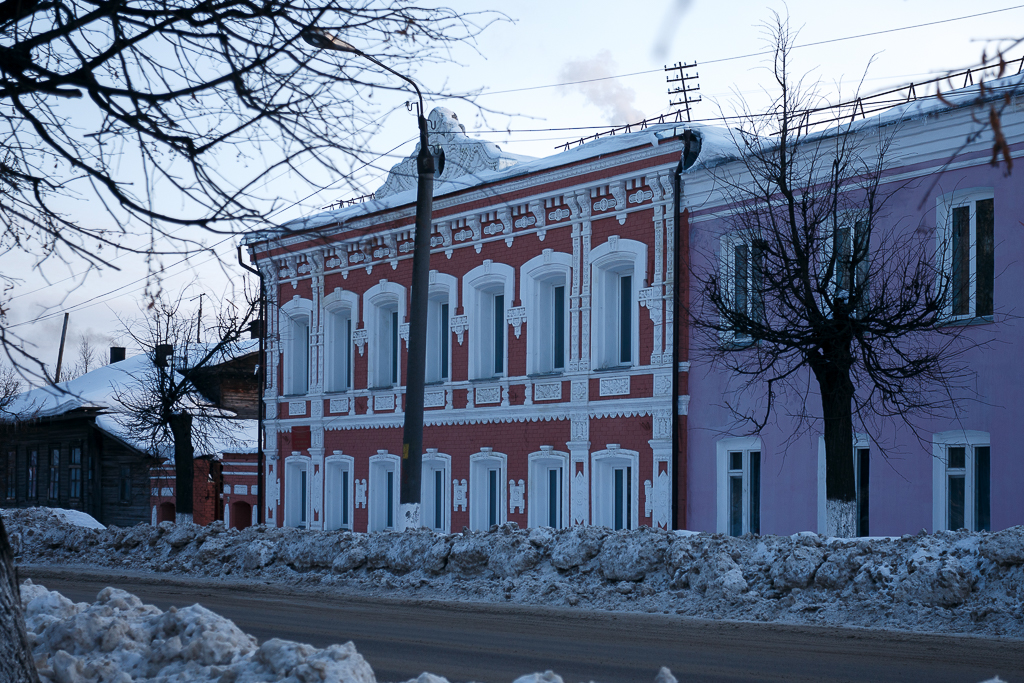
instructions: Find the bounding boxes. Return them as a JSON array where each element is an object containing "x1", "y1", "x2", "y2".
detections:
[
  {"x1": 522, "y1": 252, "x2": 572, "y2": 375},
  {"x1": 817, "y1": 436, "x2": 870, "y2": 537},
  {"x1": 368, "y1": 452, "x2": 400, "y2": 531},
  {"x1": 722, "y1": 235, "x2": 764, "y2": 340},
  {"x1": 324, "y1": 453, "x2": 354, "y2": 531},
  {"x1": 717, "y1": 437, "x2": 761, "y2": 536},
  {"x1": 527, "y1": 448, "x2": 569, "y2": 529},
  {"x1": 48, "y1": 446, "x2": 60, "y2": 499},
  {"x1": 119, "y1": 465, "x2": 132, "y2": 503},
  {"x1": 590, "y1": 237, "x2": 645, "y2": 370},
  {"x1": 421, "y1": 450, "x2": 451, "y2": 532},
  {"x1": 425, "y1": 272, "x2": 458, "y2": 384},
  {"x1": 69, "y1": 443, "x2": 82, "y2": 499},
  {"x1": 464, "y1": 261, "x2": 514, "y2": 380},
  {"x1": 937, "y1": 191, "x2": 994, "y2": 319},
  {"x1": 364, "y1": 281, "x2": 406, "y2": 389},
  {"x1": 284, "y1": 456, "x2": 310, "y2": 528},
  {"x1": 280, "y1": 298, "x2": 313, "y2": 396},
  {"x1": 469, "y1": 449, "x2": 507, "y2": 531},
  {"x1": 591, "y1": 446, "x2": 639, "y2": 530},
  {"x1": 27, "y1": 449, "x2": 37, "y2": 499},
  {"x1": 932, "y1": 431, "x2": 990, "y2": 532},
  {"x1": 825, "y1": 218, "x2": 870, "y2": 316},
  {"x1": 322, "y1": 289, "x2": 358, "y2": 393},
  {"x1": 5, "y1": 450, "x2": 15, "y2": 500}
]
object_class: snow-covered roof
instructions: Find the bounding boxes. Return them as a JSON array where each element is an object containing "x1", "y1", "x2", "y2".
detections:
[{"x1": 2, "y1": 341, "x2": 259, "y2": 459}]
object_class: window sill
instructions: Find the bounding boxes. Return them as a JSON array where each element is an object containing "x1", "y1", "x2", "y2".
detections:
[
  {"x1": 592, "y1": 364, "x2": 632, "y2": 373},
  {"x1": 528, "y1": 371, "x2": 564, "y2": 379},
  {"x1": 939, "y1": 314, "x2": 994, "y2": 328},
  {"x1": 469, "y1": 376, "x2": 505, "y2": 384}
]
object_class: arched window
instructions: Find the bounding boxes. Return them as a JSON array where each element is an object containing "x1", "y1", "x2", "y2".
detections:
[
  {"x1": 322, "y1": 289, "x2": 359, "y2": 393},
  {"x1": 469, "y1": 448, "x2": 507, "y2": 530},
  {"x1": 421, "y1": 449, "x2": 451, "y2": 532},
  {"x1": 284, "y1": 454, "x2": 310, "y2": 528},
  {"x1": 528, "y1": 447, "x2": 569, "y2": 529},
  {"x1": 324, "y1": 452, "x2": 355, "y2": 530},
  {"x1": 363, "y1": 281, "x2": 406, "y2": 389},
  {"x1": 716, "y1": 437, "x2": 761, "y2": 536},
  {"x1": 463, "y1": 261, "x2": 515, "y2": 380},
  {"x1": 280, "y1": 298, "x2": 313, "y2": 395},
  {"x1": 522, "y1": 251, "x2": 572, "y2": 375},
  {"x1": 368, "y1": 451, "x2": 400, "y2": 531},
  {"x1": 426, "y1": 272, "x2": 458, "y2": 384},
  {"x1": 590, "y1": 237, "x2": 646, "y2": 370},
  {"x1": 591, "y1": 446, "x2": 639, "y2": 530}
]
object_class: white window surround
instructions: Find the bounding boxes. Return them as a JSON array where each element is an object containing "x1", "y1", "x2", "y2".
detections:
[
  {"x1": 322, "y1": 289, "x2": 359, "y2": 394},
  {"x1": 527, "y1": 448, "x2": 570, "y2": 529},
  {"x1": 591, "y1": 446, "x2": 640, "y2": 530},
  {"x1": 816, "y1": 433, "x2": 869, "y2": 534},
  {"x1": 324, "y1": 453, "x2": 354, "y2": 531},
  {"x1": 589, "y1": 237, "x2": 646, "y2": 370},
  {"x1": 284, "y1": 455, "x2": 310, "y2": 529},
  {"x1": 420, "y1": 449, "x2": 451, "y2": 532},
  {"x1": 935, "y1": 188, "x2": 995, "y2": 320},
  {"x1": 427, "y1": 271, "x2": 459, "y2": 384},
  {"x1": 718, "y1": 233, "x2": 764, "y2": 344},
  {"x1": 368, "y1": 451, "x2": 400, "y2": 532},
  {"x1": 469, "y1": 449, "x2": 508, "y2": 531},
  {"x1": 521, "y1": 252, "x2": 573, "y2": 376},
  {"x1": 931, "y1": 430, "x2": 990, "y2": 532},
  {"x1": 820, "y1": 214, "x2": 870, "y2": 314},
  {"x1": 279, "y1": 297, "x2": 313, "y2": 396},
  {"x1": 463, "y1": 262, "x2": 515, "y2": 380},
  {"x1": 715, "y1": 436, "x2": 761, "y2": 535},
  {"x1": 363, "y1": 281, "x2": 406, "y2": 389}
]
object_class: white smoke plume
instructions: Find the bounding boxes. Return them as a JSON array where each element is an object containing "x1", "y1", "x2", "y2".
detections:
[{"x1": 559, "y1": 50, "x2": 644, "y2": 126}]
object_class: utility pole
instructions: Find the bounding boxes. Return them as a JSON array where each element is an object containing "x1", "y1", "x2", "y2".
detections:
[
  {"x1": 54, "y1": 312, "x2": 70, "y2": 383},
  {"x1": 665, "y1": 62, "x2": 701, "y2": 123}
]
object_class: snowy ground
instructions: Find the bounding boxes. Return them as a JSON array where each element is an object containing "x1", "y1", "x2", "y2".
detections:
[{"x1": 5, "y1": 507, "x2": 1024, "y2": 639}]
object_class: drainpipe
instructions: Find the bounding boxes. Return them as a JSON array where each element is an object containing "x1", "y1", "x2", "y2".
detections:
[
  {"x1": 237, "y1": 245, "x2": 266, "y2": 525},
  {"x1": 670, "y1": 131, "x2": 691, "y2": 530}
]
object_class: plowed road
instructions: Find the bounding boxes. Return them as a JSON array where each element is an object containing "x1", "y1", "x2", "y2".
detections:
[{"x1": 22, "y1": 566, "x2": 1024, "y2": 683}]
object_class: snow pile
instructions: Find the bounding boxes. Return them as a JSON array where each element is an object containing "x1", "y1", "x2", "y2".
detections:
[{"x1": 8, "y1": 507, "x2": 1024, "y2": 637}]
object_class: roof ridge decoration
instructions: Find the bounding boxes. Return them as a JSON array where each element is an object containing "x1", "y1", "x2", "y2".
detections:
[{"x1": 374, "y1": 107, "x2": 523, "y2": 199}]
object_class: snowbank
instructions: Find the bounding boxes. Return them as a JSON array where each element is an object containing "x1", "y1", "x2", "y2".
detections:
[{"x1": 6, "y1": 507, "x2": 1024, "y2": 638}]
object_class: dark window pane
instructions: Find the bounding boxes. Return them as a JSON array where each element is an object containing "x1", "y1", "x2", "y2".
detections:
[
  {"x1": 948, "y1": 475, "x2": 965, "y2": 530},
  {"x1": 951, "y1": 206, "x2": 970, "y2": 316},
  {"x1": 120, "y1": 465, "x2": 132, "y2": 503},
  {"x1": 549, "y1": 468, "x2": 559, "y2": 528},
  {"x1": 948, "y1": 446, "x2": 966, "y2": 469},
  {"x1": 835, "y1": 224, "x2": 851, "y2": 294},
  {"x1": 729, "y1": 451, "x2": 743, "y2": 471},
  {"x1": 300, "y1": 469, "x2": 307, "y2": 523},
  {"x1": 751, "y1": 243, "x2": 764, "y2": 323},
  {"x1": 857, "y1": 448, "x2": 870, "y2": 537},
  {"x1": 494, "y1": 295, "x2": 504, "y2": 375},
  {"x1": 619, "y1": 275, "x2": 632, "y2": 364},
  {"x1": 488, "y1": 469, "x2": 498, "y2": 527},
  {"x1": 734, "y1": 244, "x2": 748, "y2": 315},
  {"x1": 391, "y1": 311, "x2": 399, "y2": 385},
  {"x1": 441, "y1": 303, "x2": 449, "y2": 379},
  {"x1": 346, "y1": 319, "x2": 353, "y2": 389},
  {"x1": 749, "y1": 451, "x2": 760, "y2": 535},
  {"x1": 614, "y1": 468, "x2": 625, "y2": 530},
  {"x1": 434, "y1": 470, "x2": 443, "y2": 530},
  {"x1": 554, "y1": 286, "x2": 565, "y2": 370},
  {"x1": 729, "y1": 474, "x2": 743, "y2": 537},
  {"x1": 342, "y1": 471, "x2": 349, "y2": 526},
  {"x1": 975, "y1": 446, "x2": 990, "y2": 532},
  {"x1": 387, "y1": 470, "x2": 394, "y2": 529},
  {"x1": 976, "y1": 198, "x2": 994, "y2": 317},
  {"x1": 70, "y1": 468, "x2": 81, "y2": 499}
]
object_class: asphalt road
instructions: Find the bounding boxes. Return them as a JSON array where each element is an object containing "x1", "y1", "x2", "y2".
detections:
[{"x1": 21, "y1": 566, "x2": 1024, "y2": 683}]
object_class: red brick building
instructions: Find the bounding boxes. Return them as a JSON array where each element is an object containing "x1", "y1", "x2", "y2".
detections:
[
  {"x1": 245, "y1": 108, "x2": 692, "y2": 532},
  {"x1": 150, "y1": 450, "x2": 259, "y2": 528}
]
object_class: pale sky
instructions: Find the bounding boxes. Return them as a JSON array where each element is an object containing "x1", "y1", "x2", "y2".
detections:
[{"x1": 5, "y1": 0, "x2": 1022, "y2": 381}]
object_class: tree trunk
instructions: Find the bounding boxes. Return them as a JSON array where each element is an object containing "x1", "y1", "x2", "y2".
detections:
[
  {"x1": 811, "y1": 352, "x2": 857, "y2": 538},
  {"x1": 0, "y1": 516, "x2": 41, "y2": 683},
  {"x1": 168, "y1": 412, "x2": 195, "y2": 524}
]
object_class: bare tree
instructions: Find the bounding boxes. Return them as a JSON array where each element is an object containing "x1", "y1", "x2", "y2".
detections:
[
  {"x1": 0, "y1": 362, "x2": 20, "y2": 415},
  {"x1": 0, "y1": 0, "x2": 498, "y2": 378},
  {"x1": 689, "y1": 14, "x2": 981, "y2": 537},
  {"x1": 116, "y1": 291, "x2": 258, "y2": 524}
]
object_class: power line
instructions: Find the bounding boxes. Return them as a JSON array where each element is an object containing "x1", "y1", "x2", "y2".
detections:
[{"x1": 473, "y1": 4, "x2": 1024, "y2": 98}]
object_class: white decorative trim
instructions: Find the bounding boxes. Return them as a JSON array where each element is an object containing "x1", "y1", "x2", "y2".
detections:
[
  {"x1": 599, "y1": 376, "x2": 630, "y2": 397},
  {"x1": 355, "y1": 479, "x2": 367, "y2": 508},
  {"x1": 353, "y1": 329, "x2": 368, "y2": 356},
  {"x1": 533, "y1": 381, "x2": 562, "y2": 401},
  {"x1": 629, "y1": 189, "x2": 654, "y2": 204},
  {"x1": 475, "y1": 385, "x2": 501, "y2": 405},
  {"x1": 506, "y1": 306, "x2": 527, "y2": 338},
  {"x1": 373, "y1": 393, "x2": 396, "y2": 412},
  {"x1": 329, "y1": 397, "x2": 350, "y2": 414},
  {"x1": 288, "y1": 401, "x2": 306, "y2": 416},
  {"x1": 653, "y1": 373, "x2": 672, "y2": 396},
  {"x1": 399, "y1": 322, "x2": 410, "y2": 348},
  {"x1": 509, "y1": 479, "x2": 525, "y2": 514},
  {"x1": 453, "y1": 479, "x2": 468, "y2": 512},
  {"x1": 424, "y1": 389, "x2": 446, "y2": 408},
  {"x1": 450, "y1": 315, "x2": 469, "y2": 345}
]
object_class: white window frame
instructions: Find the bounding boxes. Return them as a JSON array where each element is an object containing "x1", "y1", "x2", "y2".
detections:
[
  {"x1": 363, "y1": 281, "x2": 406, "y2": 389},
  {"x1": 284, "y1": 454, "x2": 310, "y2": 528},
  {"x1": 463, "y1": 262, "x2": 515, "y2": 380},
  {"x1": 932, "y1": 430, "x2": 990, "y2": 532},
  {"x1": 715, "y1": 437, "x2": 761, "y2": 536},
  {"x1": 590, "y1": 237, "x2": 646, "y2": 370},
  {"x1": 821, "y1": 215, "x2": 870, "y2": 316},
  {"x1": 322, "y1": 288, "x2": 359, "y2": 394},
  {"x1": 420, "y1": 449, "x2": 451, "y2": 532},
  {"x1": 590, "y1": 446, "x2": 640, "y2": 530},
  {"x1": 469, "y1": 449, "x2": 507, "y2": 531},
  {"x1": 426, "y1": 271, "x2": 458, "y2": 384},
  {"x1": 521, "y1": 252, "x2": 572, "y2": 376},
  {"x1": 527, "y1": 448, "x2": 569, "y2": 529},
  {"x1": 280, "y1": 297, "x2": 313, "y2": 396},
  {"x1": 935, "y1": 188, "x2": 995, "y2": 320},
  {"x1": 719, "y1": 233, "x2": 765, "y2": 344},
  {"x1": 368, "y1": 451, "x2": 400, "y2": 532},
  {"x1": 324, "y1": 452, "x2": 355, "y2": 531},
  {"x1": 816, "y1": 434, "x2": 870, "y2": 536}
]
